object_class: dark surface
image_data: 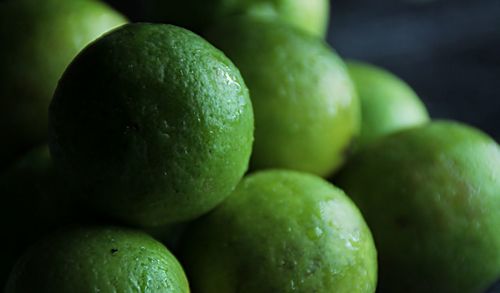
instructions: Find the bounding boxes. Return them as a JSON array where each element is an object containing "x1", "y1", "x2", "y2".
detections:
[
  {"x1": 103, "y1": 1, "x2": 500, "y2": 291},
  {"x1": 329, "y1": 0, "x2": 500, "y2": 140}
]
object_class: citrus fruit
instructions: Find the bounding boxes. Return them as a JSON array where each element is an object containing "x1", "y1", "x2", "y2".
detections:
[
  {"x1": 0, "y1": 0, "x2": 127, "y2": 170},
  {"x1": 5, "y1": 226, "x2": 189, "y2": 292},
  {"x1": 335, "y1": 121, "x2": 500, "y2": 292},
  {"x1": 205, "y1": 17, "x2": 360, "y2": 177},
  {"x1": 346, "y1": 60, "x2": 429, "y2": 147},
  {"x1": 0, "y1": 146, "x2": 73, "y2": 287},
  {"x1": 180, "y1": 170, "x2": 377, "y2": 292},
  {"x1": 143, "y1": 0, "x2": 330, "y2": 37},
  {"x1": 49, "y1": 23, "x2": 254, "y2": 227}
]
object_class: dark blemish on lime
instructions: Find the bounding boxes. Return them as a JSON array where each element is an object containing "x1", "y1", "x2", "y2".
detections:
[{"x1": 111, "y1": 248, "x2": 119, "y2": 255}]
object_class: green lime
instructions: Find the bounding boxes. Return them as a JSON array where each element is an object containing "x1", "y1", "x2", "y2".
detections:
[
  {"x1": 143, "y1": 0, "x2": 330, "y2": 37},
  {"x1": 49, "y1": 23, "x2": 254, "y2": 227},
  {"x1": 180, "y1": 170, "x2": 377, "y2": 292},
  {"x1": 5, "y1": 226, "x2": 189, "y2": 292},
  {"x1": 205, "y1": 17, "x2": 360, "y2": 177},
  {"x1": 0, "y1": 146, "x2": 74, "y2": 287},
  {"x1": 0, "y1": 0, "x2": 127, "y2": 171},
  {"x1": 346, "y1": 60, "x2": 430, "y2": 147},
  {"x1": 335, "y1": 121, "x2": 500, "y2": 292}
]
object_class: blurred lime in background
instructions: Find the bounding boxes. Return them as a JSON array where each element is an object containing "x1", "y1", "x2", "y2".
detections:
[
  {"x1": 0, "y1": 0, "x2": 127, "y2": 171},
  {"x1": 206, "y1": 17, "x2": 360, "y2": 177},
  {"x1": 0, "y1": 146, "x2": 74, "y2": 287},
  {"x1": 336, "y1": 121, "x2": 500, "y2": 293},
  {"x1": 5, "y1": 226, "x2": 190, "y2": 293},
  {"x1": 346, "y1": 60, "x2": 430, "y2": 148},
  {"x1": 142, "y1": 0, "x2": 330, "y2": 37}
]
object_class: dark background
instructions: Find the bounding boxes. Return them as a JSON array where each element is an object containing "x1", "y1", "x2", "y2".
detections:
[
  {"x1": 329, "y1": 0, "x2": 500, "y2": 140},
  {"x1": 100, "y1": 1, "x2": 498, "y2": 292},
  {"x1": 105, "y1": 0, "x2": 500, "y2": 140}
]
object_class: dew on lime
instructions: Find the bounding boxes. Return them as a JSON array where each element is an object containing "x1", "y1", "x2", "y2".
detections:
[
  {"x1": 5, "y1": 226, "x2": 190, "y2": 293},
  {"x1": 180, "y1": 170, "x2": 377, "y2": 293},
  {"x1": 205, "y1": 17, "x2": 360, "y2": 177},
  {"x1": 142, "y1": 0, "x2": 330, "y2": 37},
  {"x1": 49, "y1": 23, "x2": 254, "y2": 227}
]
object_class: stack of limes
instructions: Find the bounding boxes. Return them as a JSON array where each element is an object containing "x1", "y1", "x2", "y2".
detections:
[{"x1": 1, "y1": 0, "x2": 499, "y2": 292}]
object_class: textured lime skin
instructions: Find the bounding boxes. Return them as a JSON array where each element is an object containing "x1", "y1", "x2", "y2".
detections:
[
  {"x1": 346, "y1": 61, "x2": 429, "y2": 147},
  {"x1": 181, "y1": 170, "x2": 377, "y2": 293},
  {"x1": 335, "y1": 121, "x2": 500, "y2": 292},
  {"x1": 206, "y1": 17, "x2": 360, "y2": 177},
  {"x1": 0, "y1": 0, "x2": 127, "y2": 170},
  {"x1": 5, "y1": 226, "x2": 190, "y2": 293},
  {"x1": 0, "y1": 146, "x2": 74, "y2": 287},
  {"x1": 143, "y1": 0, "x2": 329, "y2": 37},
  {"x1": 49, "y1": 23, "x2": 254, "y2": 227}
]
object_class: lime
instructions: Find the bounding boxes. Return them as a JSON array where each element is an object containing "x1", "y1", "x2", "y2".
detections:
[
  {"x1": 205, "y1": 17, "x2": 360, "y2": 177},
  {"x1": 143, "y1": 0, "x2": 330, "y2": 37},
  {"x1": 0, "y1": 146, "x2": 74, "y2": 287},
  {"x1": 180, "y1": 170, "x2": 377, "y2": 292},
  {"x1": 335, "y1": 121, "x2": 500, "y2": 292},
  {"x1": 0, "y1": 0, "x2": 127, "y2": 170},
  {"x1": 49, "y1": 23, "x2": 254, "y2": 227},
  {"x1": 5, "y1": 226, "x2": 189, "y2": 292},
  {"x1": 346, "y1": 60, "x2": 430, "y2": 147}
]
